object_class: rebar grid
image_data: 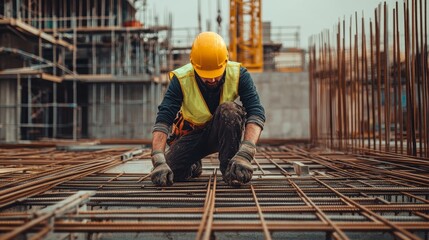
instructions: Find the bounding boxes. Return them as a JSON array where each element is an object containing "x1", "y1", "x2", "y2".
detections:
[
  {"x1": 0, "y1": 145, "x2": 428, "y2": 240},
  {"x1": 0, "y1": 147, "x2": 144, "y2": 209}
]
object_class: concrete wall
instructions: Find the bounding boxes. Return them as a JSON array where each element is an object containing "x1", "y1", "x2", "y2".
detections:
[
  {"x1": 85, "y1": 72, "x2": 310, "y2": 140},
  {"x1": 87, "y1": 82, "x2": 163, "y2": 139},
  {"x1": 0, "y1": 72, "x2": 310, "y2": 142},
  {"x1": 251, "y1": 71, "x2": 309, "y2": 139}
]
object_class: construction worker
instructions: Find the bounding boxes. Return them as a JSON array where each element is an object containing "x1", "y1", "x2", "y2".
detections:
[{"x1": 150, "y1": 32, "x2": 265, "y2": 187}]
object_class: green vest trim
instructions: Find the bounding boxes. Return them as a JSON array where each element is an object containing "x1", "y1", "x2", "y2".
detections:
[{"x1": 170, "y1": 61, "x2": 241, "y2": 126}]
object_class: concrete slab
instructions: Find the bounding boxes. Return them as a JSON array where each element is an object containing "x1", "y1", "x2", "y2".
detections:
[{"x1": 105, "y1": 160, "x2": 152, "y2": 174}]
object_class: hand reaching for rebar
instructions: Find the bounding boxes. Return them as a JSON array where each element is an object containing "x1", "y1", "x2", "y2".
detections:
[
  {"x1": 224, "y1": 157, "x2": 253, "y2": 186},
  {"x1": 150, "y1": 152, "x2": 174, "y2": 187},
  {"x1": 224, "y1": 141, "x2": 255, "y2": 186}
]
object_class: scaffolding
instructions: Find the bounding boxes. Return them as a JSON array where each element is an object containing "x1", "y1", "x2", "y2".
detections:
[
  {"x1": 0, "y1": 0, "x2": 169, "y2": 142},
  {"x1": 168, "y1": 27, "x2": 200, "y2": 70},
  {"x1": 263, "y1": 24, "x2": 306, "y2": 72}
]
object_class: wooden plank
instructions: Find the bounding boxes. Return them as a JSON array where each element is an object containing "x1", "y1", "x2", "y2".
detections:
[{"x1": 0, "y1": 18, "x2": 74, "y2": 50}]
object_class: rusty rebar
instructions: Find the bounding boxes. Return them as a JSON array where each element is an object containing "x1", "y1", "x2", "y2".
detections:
[{"x1": 310, "y1": 0, "x2": 428, "y2": 158}]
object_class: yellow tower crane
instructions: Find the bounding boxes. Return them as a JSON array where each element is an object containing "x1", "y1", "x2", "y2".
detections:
[{"x1": 229, "y1": 0, "x2": 263, "y2": 72}]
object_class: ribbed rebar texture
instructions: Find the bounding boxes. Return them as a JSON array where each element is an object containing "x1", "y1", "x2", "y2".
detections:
[{"x1": 0, "y1": 145, "x2": 428, "y2": 240}]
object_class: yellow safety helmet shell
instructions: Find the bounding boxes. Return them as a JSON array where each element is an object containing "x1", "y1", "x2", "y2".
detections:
[{"x1": 190, "y1": 32, "x2": 228, "y2": 78}]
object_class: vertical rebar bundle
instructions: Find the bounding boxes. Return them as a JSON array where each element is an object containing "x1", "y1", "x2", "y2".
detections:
[{"x1": 310, "y1": 0, "x2": 428, "y2": 157}]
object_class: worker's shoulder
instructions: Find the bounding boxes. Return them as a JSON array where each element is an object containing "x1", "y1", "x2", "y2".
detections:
[
  {"x1": 238, "y1": 66, "x2": 252, "y2": 80},
  {"x1": 239, "y1": 66, "x2": 249, "y2": 74},
  {"x1": 170, "y1": 63, "x2": 194, "y2": 80}
]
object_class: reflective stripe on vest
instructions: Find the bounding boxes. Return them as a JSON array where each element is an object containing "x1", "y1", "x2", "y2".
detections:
[{"x1": 169, "y1": 61, "x2": 241, "y2": 126}]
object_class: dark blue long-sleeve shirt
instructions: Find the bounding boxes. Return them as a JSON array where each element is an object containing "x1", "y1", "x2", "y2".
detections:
[{"x1": 154, "y1": 66, "x2": 265, "y2": 132}]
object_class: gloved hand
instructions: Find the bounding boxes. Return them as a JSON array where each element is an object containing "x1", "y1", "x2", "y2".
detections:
[
  {"x1": 224, "y1": 141, "x2": 256, "y2": 186},
  {"x1": 150, "y1": 151, "x2": 174, "y2": 187}
]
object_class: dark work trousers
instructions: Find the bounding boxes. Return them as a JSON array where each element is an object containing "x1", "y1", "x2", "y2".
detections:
[{"x1": 165, "y1": 102, "x2": 246, "y2": 181}]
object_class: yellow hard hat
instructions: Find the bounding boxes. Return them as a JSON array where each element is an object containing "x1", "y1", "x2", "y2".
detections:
[{"x1": 190, "y1": 32, "x2": 228, "y2": 78}]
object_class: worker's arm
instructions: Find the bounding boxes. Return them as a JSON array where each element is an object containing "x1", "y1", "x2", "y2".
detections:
[
  {"x1": 151, "y1": 130, "x2": 168, "y2": 153},
  {"x1": 237, "y1": 67, "x2": 265, "y2": 133},
  {"x1": 155, "y1": 77, "x2": 183, "y2": 128},
  {"x1": 149, "y1": 75, "x2": 182, "y2": 187},
  {"x1": 224, "y1": 67, "x2": 264, "y2": 185},
  {"x1": 243, "y1": 122, "x2": 262, "y2": 145},
  {"x1": 150, "y1": 129, "x2": 173, "y2": 187},
  {"x1": 224, "y1": 124, "x2": 262, "y2": 186},
  {"x1": 150, "y1": 75, "x2": 183, "y2": 187}
]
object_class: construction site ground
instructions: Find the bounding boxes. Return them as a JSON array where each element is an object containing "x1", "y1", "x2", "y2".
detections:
[{"x1": 0, "y1": 142, "x2": 428, "y2": 239}]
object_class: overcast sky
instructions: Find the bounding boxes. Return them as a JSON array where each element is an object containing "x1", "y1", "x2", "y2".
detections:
[{"x1": 143, "y1": 0, "x2": 414, "y2": 47}]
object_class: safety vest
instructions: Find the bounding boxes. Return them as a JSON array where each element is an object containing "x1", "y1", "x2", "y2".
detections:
[{"x1": 167, "y1": 61, "x2": 240, "y2": 143}]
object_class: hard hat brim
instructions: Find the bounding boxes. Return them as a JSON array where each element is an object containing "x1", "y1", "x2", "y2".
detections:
[{"x1": 194, "y1": 64, "x2": 227, "y2": 79}]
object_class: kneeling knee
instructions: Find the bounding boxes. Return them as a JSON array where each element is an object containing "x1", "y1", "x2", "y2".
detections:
[{"x1": 219, "y1": 102, "x2": 245, "y2": 123}]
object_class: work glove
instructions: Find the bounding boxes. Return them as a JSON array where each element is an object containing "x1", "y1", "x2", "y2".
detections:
[
  {"x1": 224, "y1": 141, "x2": 256, "y2": 186},
  {"x1": 150, "y1": 151, "x2": 174, "y2": 187}
]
